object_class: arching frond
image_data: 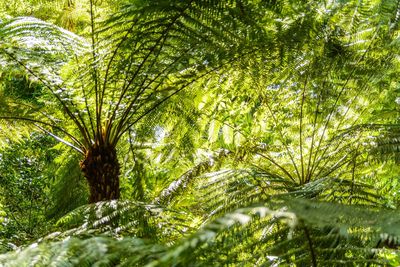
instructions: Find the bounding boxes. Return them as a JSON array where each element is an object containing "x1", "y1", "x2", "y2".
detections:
[{"x1": 2, "y1": 198, "x2": 400, "y2": 266}]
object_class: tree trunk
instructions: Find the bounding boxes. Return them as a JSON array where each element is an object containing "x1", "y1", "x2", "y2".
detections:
[{"x1": 80, "y1": 143, "x2": 120, "y2": 203}]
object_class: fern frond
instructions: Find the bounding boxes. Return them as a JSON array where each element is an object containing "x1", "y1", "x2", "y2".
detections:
[
  {"x1": 0, "y1": 236, "x2": 165, "y2": 267},
  {"x1": 152, "y1": 198, "x2": 400, "y2": 266},
  {"x1": 154, "y1": 148, "x2": 231, "y2": 206},
  {"x1": 0, "y1": 16, "x2": 88, "y2": 76},
  {"x1": 53, "y1": 200, "x2": 194, "y2": 243}
]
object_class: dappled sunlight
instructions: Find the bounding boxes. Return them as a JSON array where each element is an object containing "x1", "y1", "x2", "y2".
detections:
[{"x1": 0, "y1": 0, "x2": 400, "y2": 266}]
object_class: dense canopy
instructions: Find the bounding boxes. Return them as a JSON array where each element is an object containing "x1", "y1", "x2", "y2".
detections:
[{"x1": 1, "y1": 0, "x2": 400, "y2": 266}]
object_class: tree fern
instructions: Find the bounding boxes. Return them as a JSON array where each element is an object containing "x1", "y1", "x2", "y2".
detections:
[
  {"x1": 1, "y1": 0, "x2": 400, "y2": 266},
  {"x1": 0, "y1": 0, "x2": 271, "y2": 202}
]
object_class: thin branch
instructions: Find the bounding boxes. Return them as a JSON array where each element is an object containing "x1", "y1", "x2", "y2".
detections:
[
  {"x1": 299, "y1": 74, "x2": 308, "y2": 184},
  {"x1": 308, "y1": 30, "x2": 378, "y2": 178},
  {"x1": 89, "y1": 0, "x2": 102, "y2": 142},
  {"x1": 34, "y1": 124, "x2": 84, "y2": 154},
  {"x1": 303, "y1": 225, "x2": 318, "y2": 267},
  {"x1": 0, "y1": 48, "x2": 92, "y2": 146},
  {"x1": 111, "y1": 46, "x2": 193, "y2": 141},
  {"x1": 106, "y1": 2, "x2": 194, "y2": 135},
  {"x1": 305, "y1": 60, "x2": 335, "y2": 183},
  {"x1": 255, "y1": 152, "x2": 297, "y2": 183},
  {"x1": 0, "y1": 115, "x2": 84, "y2": 149},
  {"x1": 349, "y1": 145, "x2": 360, "y2": 205},
  {"x1": 261, "y1": 93, "x2": 302, "y2": 182},
  {"x1": 113, "y1": 62, "x2": 225, "y2": 145},
  {"x1": 109, "y1": 34, "x2": 174, "y2": 142},
  {"x1": 72, "y1": 53, "x2": 96, "y2": 138},
  {"x1": 99, "y1": 23, "x2": 136, "y2": 122}
]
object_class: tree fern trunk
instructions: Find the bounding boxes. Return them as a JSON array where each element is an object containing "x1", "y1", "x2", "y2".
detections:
[{"x1": 80, "y1": 143, "x2": 120, "y2": 203}]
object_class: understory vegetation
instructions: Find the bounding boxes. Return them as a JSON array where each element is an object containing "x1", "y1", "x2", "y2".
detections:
[{"x1": 1, "y1": 0, "x2": 400, "y2": 266}]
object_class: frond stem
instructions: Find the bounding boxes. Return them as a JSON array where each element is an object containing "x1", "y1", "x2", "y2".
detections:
[
  {"x1": 0, "y1": 115, "x2": 84, "y2": 150},
  {"x1": 303, "y1": 225, "x2": 318, "y2": 267},
  {"x1": 0, "y1": 48, "x2": 92, "y2": 146}
]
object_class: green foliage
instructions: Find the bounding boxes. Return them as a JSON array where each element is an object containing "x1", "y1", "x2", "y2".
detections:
[
  {"x1": 3, "y1": 198, "x2": 400, "y2": 266},
  {"x1": 1, "y1": 0, "x2": 400, "y2": 266},
  {"x1": 0, "y1": 0, "x2": 92, "y2": 33},
  {"x1": 46, "y1": 148, "x2": 88, "y2": 219},
  {"x1": 0, "y1": 236, "x2": 166, "y2": 267},
  {"x1": 0, "y1": 134, "x2": 56, "y2": 246}
]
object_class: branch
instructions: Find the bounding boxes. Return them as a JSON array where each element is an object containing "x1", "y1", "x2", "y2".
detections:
[
  {"x1": 303, "y1": 225, "x2": 318, "y2": 267},
  {"x1": 0, "y1": 115, "x2": 84, "y2": 151},
  {"x1": 0, "y1": 48, "x2": 92, "y2": 147},
  {"x1": 34, "y1": 124, "x2": 84, "y2": 154}
]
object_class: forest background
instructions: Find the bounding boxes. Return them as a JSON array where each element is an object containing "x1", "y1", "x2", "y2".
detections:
[{"x1": 1, "y1": 0, "x2": 400, "y2": 266}]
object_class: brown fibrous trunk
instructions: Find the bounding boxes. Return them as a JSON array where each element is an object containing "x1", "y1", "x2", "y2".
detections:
[{"x1": 80, "y1": 143, "x2": 120, "y2": 203}]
